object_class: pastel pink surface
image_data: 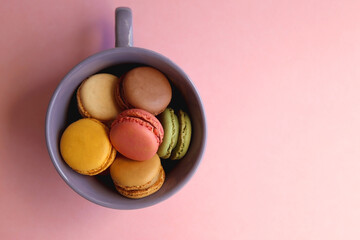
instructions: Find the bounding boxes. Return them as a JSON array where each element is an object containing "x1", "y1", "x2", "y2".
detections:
[{"x1": 2, "y1": 0, "x2": 360, "y2": 240}]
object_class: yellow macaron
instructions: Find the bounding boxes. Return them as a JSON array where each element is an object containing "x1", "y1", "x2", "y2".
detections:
[
  {"x1": 110, "y1": 154, "x2": 165, "y2": 199},
  {"x1": 60, "y1": 118, "x2": 116, "y2": 175}
]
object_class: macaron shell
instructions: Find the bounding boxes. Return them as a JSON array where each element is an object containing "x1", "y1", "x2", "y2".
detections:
[
  {"x1": 77, "y1": 73, "x2": 122, "y2": 122},
  {"x1": 110, "y1": 109, "x2": 164, "y2": 161},
  {"x1": 110, "y1": 154, "x2": 165, "y2": 199},
  {"x1": 96, "y1": 147, "x2": 117, "y2": 175},
  {"x1": 60, "y1": 118, "x2": 115, "y2": 175},
  {"x1": 77, "y1": 89, "x2": 90, "y2": 118},
  {"x1": 157, "y1": 108, "x2": 179, "y2": 159},
  {"x1": 110, "y1": 154, "x2": 161, "y2": 187},
  {"x1": 122, "y1": 67, "x2": 172, "y2": 115},
  {"x1": 110, "y1": 119, "x2": 159, "y2": 161},
  {"x1": 117, "y1": 108, "x2": 164, "y2": 141},
  {"x1": 170, "y1": 110, "x2": 192, "y2": 160}
]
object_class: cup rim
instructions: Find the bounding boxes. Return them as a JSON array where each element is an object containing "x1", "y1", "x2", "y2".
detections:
[{"x1": 45, "y1": 46, "x2": 207, "y2": 209}]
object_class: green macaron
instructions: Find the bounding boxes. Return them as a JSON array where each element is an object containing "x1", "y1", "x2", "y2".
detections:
[
  {"x1": 157, "y1": 108, "x2": 180, "y2": 159},
  {"x1": 170, "y1": 110, "x2": 192, "y2": 160}
]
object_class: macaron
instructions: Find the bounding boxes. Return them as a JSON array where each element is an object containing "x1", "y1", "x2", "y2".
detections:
[
  {"x1": 116, "y1": 66, "x2": 172, "y2": 115},
  {"x1": 77, "y1": 73, "x2": 122, "y2": 122},
  {"x1": 157, "y1": 108, "x2": 179, "y2": 159},
  {"x1": 110, "y1": 109, "x2": 164, "y2": 161},
  {"x1": 60, "y1": 118, "x2": 116, "y2": 175},
  {"x1": 171, "y1": 110, "x2": 192, "y2": 160},
  {"x1": 110, "y1": 154, "x2": 165, "y2": 199}
]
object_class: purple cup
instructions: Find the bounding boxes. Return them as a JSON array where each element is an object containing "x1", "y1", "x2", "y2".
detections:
[{"x1": 45, "y1": 7, "x2": 206, "y2": 209}]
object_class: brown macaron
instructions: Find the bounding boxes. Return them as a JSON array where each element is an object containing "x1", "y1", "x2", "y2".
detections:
[
  {"x1": 110, "y1": 154, "x2": 165, "y2": 199},
  {"x1": 116, "y1": 67, "x2": 172, "y2": 115}
]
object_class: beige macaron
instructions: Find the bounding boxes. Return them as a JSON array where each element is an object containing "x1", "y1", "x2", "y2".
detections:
[
  {"x1": 110, "y1": 154, "x2": 165, "y2": 199},
  {"x1": 77, "y1": 73, "x2": 122, "y2": 122}
]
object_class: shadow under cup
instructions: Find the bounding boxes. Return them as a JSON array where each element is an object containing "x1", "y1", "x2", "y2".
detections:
[{"x1": 46, "y1": 47, "x2": 207, "y2": 209}]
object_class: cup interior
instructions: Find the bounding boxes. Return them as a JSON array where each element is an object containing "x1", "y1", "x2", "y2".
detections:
[{"x1": 46, "y1": 47, "x2": 206, "y2": 209}]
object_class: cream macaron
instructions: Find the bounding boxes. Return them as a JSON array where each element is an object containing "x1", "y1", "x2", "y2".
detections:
[{"x1": 77, "y1": 73, "x2": 122, "y2": 122}]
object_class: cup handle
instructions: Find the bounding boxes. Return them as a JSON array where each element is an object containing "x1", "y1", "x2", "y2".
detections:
[{"x1": 115, "y1": 7, "x2": 133, "y2": 47}]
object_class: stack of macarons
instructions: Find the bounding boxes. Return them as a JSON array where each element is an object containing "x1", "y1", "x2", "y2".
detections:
[{"x1": 60, "y1": 66, "x2": 192, "y2": 199}]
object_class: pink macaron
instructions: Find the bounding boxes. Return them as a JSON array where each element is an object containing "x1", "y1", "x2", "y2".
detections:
[{"x1": 110, "y1": 109, "x2": 164, "y2": 161}]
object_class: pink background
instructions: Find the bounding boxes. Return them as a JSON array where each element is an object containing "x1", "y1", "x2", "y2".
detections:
[{"x1": 2, "y1": 0, "x2": 360, "y2": 239}]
